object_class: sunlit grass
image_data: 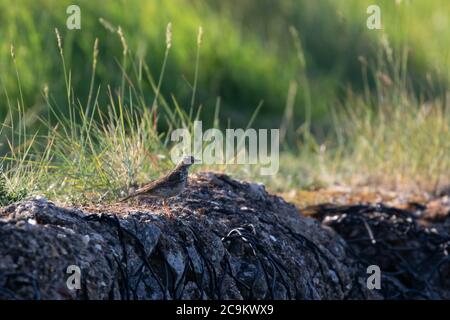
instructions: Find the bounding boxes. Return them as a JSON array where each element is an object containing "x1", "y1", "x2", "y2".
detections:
[
  {"x1": 0, "y1": 17, "x2": 449, "y2": 206},
  {"x1": 255, "y1": 40, "x2": 450, "y2": 194}
]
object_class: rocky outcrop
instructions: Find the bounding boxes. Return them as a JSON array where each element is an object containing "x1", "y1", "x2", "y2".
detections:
[
  {"x1": 0, "y1": 173, "x2": 385, "y2": 299},
  {"x1": 312, "y1": 203, "x2": 450, "y2": 299}
]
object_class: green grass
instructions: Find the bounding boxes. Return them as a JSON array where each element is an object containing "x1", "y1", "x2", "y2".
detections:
[
  {"x1": 1, "y1": 1, "x2": 450, "y2": 204},
  {"x1": 0, "y1": 171, "x2": 27, "y2": 206},
  {"x1": 2, "y1": 0, "x2": 450, "y2": 127}
]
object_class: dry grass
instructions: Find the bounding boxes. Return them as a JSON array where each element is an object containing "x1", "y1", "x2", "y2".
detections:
[{"x1": 1, "y1": 25, "x2": 449, "y2": 205}]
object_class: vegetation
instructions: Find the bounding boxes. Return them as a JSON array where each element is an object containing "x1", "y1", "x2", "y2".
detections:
[
  {"x1": 0, "y1": 0, "x2": 449, "y2": 204},
  {"x1": 0, "y1": 170, "x2": 26, "y2": 206}
]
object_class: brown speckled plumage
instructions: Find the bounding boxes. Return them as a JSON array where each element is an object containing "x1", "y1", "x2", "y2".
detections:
[{"x1": 119, "y1": 156, "x2": 196, "y2": 203}]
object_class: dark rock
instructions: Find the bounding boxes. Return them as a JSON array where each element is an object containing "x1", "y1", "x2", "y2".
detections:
[
  {"x1": 0, "y1": 172, "x2": 379, "y2": 300},
  {"x1": 311, "y1": 203, "x2": 450, "y2": 299}
]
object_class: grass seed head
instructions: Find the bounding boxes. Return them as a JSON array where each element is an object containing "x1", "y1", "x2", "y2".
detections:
[
  {"x1": 10, "y1": 44, "x2": 15, "y2": 60},
  {"x1": 117, "y1": 27, "x2": 128, "y2": 56},
  {"x1": 166, "y1": 22, "x2": 172, "y2": 49},
  {"x1": 197, "y1": 26, "x2": 203, "y2": 46},
  {"x1": 93, "y1": 38, "x2": 99, "y2": 68},
  {"x1": 55, "y1": 28, "x2": 63, "y2": 55}
]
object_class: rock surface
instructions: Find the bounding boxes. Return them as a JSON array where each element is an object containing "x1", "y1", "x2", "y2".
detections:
[
  {"x1": 311, "y1": 202, "x2": 450, "y2": 299},
  {"x1": 0, "y1": 172, "x2": 417, "y2": 299}
]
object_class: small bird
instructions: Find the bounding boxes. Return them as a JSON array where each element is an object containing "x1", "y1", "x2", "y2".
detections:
[{"x1": 119, "y1": 156, "x2": 198, "y2": 215}]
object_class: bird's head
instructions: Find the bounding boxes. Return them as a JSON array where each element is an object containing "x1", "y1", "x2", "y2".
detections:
[{"x1": 177, "y1": 156, "x2": 199, "y2": 168}]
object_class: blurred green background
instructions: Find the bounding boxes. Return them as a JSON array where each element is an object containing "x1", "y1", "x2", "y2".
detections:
[
  {"x1": 1, "y1": 0, "x2": 449, "y2": 129},
  {"x1": 1, "y1": 0, "x2": 450, "y2": 202}
]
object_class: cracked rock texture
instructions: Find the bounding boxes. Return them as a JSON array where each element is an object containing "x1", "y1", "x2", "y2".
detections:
[{"x1": 0, "y1": 172, "x2": 379, "y2": 300}]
